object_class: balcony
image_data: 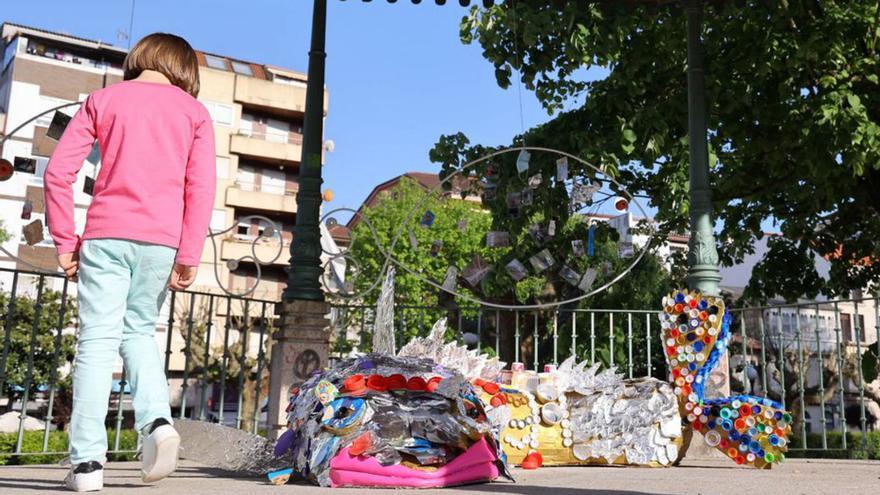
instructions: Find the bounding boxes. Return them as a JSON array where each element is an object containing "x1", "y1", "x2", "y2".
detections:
[
  {"x1": 221, "y1": 237, "x2": 288, "y2": 267},
  {"x1": 233, "y1": 75, "x2": 327, "y2": 117},
  {"x1": 225, "y1": 185, "x2": 297, "y2": 214},
  {"x1": 230, "y1": 132, "x2": 303, "y2": 164}
]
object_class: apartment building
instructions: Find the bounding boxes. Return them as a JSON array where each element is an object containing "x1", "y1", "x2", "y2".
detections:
[
  {"x1": 0, "y1": 22, "x2": 329, "y2": 303},
  {"x1": 0, "y1": 24, "x2": 332, "y2": 412}
]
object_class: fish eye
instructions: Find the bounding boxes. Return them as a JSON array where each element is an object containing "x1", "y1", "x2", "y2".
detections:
[{"x1": 335, "y1": 407, "x2": 352, "y2": 419}]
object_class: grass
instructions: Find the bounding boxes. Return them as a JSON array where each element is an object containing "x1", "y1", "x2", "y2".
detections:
[{"x1": 0, "y1": 429, "x2": 138, "y2": 465}]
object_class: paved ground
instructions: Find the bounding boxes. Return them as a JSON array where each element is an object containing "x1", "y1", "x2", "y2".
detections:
[{"x1": 0, "y1": 459, "x2": 877, "y2": 495}]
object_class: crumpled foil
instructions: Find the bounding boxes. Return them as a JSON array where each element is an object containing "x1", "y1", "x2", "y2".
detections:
[
  {"x1": 277, "y1": 353, "x2": 509, "y2": 486},
  {"x1": 563, "y1": 367, "x2": 681, "y2": 466},
  {"x1": 175, "y1": 419, "x2": 293, "y2": 475},
  {"x1": 372, "y1": 267, "x2": 396, "y2": 355},
  {"x1": 398, "y1": 318, "x2": 506, "y2": 381}
]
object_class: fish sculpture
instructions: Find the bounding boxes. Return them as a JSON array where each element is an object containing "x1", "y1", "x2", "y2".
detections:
[
  {"x1": 271, "y1": 353, "x2": 510, "y2": 488},
  {"x1": 660, "y1": 289, "x2": 792, "y2": 468}
]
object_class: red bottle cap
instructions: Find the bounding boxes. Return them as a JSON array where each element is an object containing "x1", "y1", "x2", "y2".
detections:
[
  {"x1": 406, "y1": 377, "x2": 427, "y2": 392},
  {"x1": 482, "y1": 382, "x2": 500, "y2": 395},
  {"x1": 344, "y1": 374, "x2": 366, "y2": 393},
  {"x1": 521, "y1": 451, "x2": 543, "y2": 470},
  {"x1": 366, "y1": 375, "x2": 388, "y2": 392},
  {"x1": 426, "y1": 377, "x2": 442, "y2": 392},
  {"x1": 490, "y1": 395, "x2": 505, "y2": 408},
  {"x1": 386, "y1": 374, "x2": 407, "y2": 390}
]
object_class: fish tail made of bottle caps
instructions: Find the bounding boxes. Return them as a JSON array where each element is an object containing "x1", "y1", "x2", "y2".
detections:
[{"x1": 659, "y1": 289, "x2": 792, "y2": 468}]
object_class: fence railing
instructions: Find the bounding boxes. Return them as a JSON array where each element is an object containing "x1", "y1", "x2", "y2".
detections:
[
  {"x1": 0, "y1": 267, "x2": 279, "y2": 461},
  {"x1": 330, "y1": 296, "x2": 880, "y2": 455},
  {"x1": 1, "y1": 262, "x2": 876, "y2": 461}
]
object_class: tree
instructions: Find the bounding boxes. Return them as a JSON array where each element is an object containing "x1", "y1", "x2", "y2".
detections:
[
  {"x1": 173, "y1": 295, "x2": 272, "y2": 430},
  {"x1": 345, "y1": 177, "x2": 493, "y2": 344},
  {"x1": 0, "y1": 289, "x2": 77, "y2": 413},
  {"x1": 344, "y1": 175, "x2": 675, "y2": 371},
  {"x1": 437, "y1": 1, "x2": 880, "y2": 303}
]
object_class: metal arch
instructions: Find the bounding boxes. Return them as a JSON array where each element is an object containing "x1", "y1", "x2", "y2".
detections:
[{"x1": 324, "y1": 145, "x2": 660, "y2": 310}]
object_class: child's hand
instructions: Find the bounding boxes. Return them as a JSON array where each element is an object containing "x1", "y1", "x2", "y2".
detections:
[
  {"x1": 169, "y1": 263, "x2": 198, "y2": 291},
  {"x1": 57, "y1": 252, "x2": 79, "y2": 281}
]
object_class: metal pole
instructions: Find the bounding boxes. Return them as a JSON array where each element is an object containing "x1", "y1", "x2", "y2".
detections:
[
  {"x1": 284, "y1": 0, "x2": 328, "y2": 301},
  {"x1": 684, "y1": 0, "x2": 721, "y2": 295}
]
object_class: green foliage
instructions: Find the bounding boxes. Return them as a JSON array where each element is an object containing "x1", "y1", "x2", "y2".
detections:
[
  {"x1": 0, "y1": 220, "x2": 10, "y2": 244},
  {"x1": 0, "y1": 289, "x2": 77, "y2": 396},
  {"x1": 448, "y1": 1, "x2": 880, "y2": 302},
  {"x1": 346, "y1": 177, "x2": 493, "y2": 342},
  {"x1": 0, "y1": 429, "x2": 138, "y2": 465},
  {"x1": 787, "y1": 431, "x2": 880, "y2": 460}
]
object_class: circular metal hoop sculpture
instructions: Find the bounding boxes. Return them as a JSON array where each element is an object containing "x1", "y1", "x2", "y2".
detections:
[{"x1": 321, "y1": 146, "x2": 657, "y2": 310}]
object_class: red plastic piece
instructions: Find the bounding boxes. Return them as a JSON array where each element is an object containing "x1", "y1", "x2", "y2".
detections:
[
  {"x1": 406, "y1": 377, "x2": 427, "y2": 392},
  {"x1": 521, "y1": 451, "x2": 543, "y2": 469},
  {"x1": 386, "y1": 374, "x2": 407, "y2": 390},
  {"x1": 344, "y1": 374, "x2": 366, "y2": 393},
  {"x1": 366, "y1": 375, "x2": 388, "y2": 392}
]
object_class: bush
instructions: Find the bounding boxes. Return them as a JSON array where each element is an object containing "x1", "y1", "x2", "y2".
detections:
[
  {"x1": 787, "y1": 431, "x2": 880, "y2": 460},
  {"x1": 0, "y1": 429, "x2": 138, "y2": 465}
]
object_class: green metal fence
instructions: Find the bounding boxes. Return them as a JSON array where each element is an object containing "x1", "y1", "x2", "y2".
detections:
[
  {"x1": 0, "y1": 267, "x2": 278, "y2": 462},
  {"x1": 1, "y1": 263, "x2": 876, "y2": 461},
  {"x1": 331, "y1": 296, "x2": 880, "y2": 455}
]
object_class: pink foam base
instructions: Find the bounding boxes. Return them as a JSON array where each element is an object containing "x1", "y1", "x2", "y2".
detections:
[{"x1": 328, "y1": 437, "x2": 499, "y2": 488}]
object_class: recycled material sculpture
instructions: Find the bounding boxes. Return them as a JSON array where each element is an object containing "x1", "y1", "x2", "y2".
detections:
[
  {"x1": 660, "y1": 289, "x2": 793, "y2": 468},
  {"x1": 399, "y1": 320, "x2": 684, "y2": 469},
  {"x1": 270, "y1": 353, "x2": 510, "y2": 488}
]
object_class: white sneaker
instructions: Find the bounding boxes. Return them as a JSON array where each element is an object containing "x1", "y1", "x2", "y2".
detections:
[
  {"x1": 64, "y1": 461, "x2": 104, "y2": 492},
  {"x1": 141, "y1": 418, "x2": 180, "y2": 483}
]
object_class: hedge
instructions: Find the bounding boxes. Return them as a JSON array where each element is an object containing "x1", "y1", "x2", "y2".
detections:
[
  {"x1": 787, "y1": 431, "x2": 880, "y2": 460},
  {"x1": 0, "y1": 429, "x2": 138, "y2": 465}
]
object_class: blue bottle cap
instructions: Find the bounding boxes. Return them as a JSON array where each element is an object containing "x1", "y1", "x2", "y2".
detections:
[
  {"x1": 740, "y1": 435, "x2": 751, "y2": 445},
  {"x1": 774, "y1": 411, "x2": 783, "y2": 420},
  {"x1": 693, "y1": 341, "x2": 704, "y2": 352},
  {"x1": 675, "y1": 292, "x2": 686, "y2": 303},
  {"x1": 752, "y1": 405, "x2": 762, "y2": 415},
  {"x1": 729, "y1": 430, "x2": 740, "y2": 440}
]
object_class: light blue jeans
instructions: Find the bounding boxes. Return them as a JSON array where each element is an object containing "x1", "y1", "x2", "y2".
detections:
[{"x1": 69, "y1": 239, "x2": 176, "y2": 464}]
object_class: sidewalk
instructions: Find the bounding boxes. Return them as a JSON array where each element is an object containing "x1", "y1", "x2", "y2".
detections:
[{"x1": 0, "y1": 458, "x2": 877, "y2": 494}]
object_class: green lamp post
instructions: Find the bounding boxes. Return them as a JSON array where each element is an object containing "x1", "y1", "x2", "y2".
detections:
[
  {"x1": 284, "y1": 0, "x2": 328, "y2": 302},
  {"x1": 684, "y1": 0, "x2": 722, "y2": 296},
  {"x1": 284, "y1": 0, "x2": 722, "y2": 301}
]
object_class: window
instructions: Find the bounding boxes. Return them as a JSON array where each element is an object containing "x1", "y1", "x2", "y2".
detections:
[
  {"x1": 216, "y1": 156, "x2": 230, "y2": 180},
  {"x1": 265, "y1": 118, "x2": 291, "y2": 143},
  {"x1": 205, "y1": 54, "x2": 227, "y2": 71},
  {"x1": 261, "y1": 169, "x2": 285, "y2": 195},
  {"x1": 231, "y1": 61, "x2": 253, "y2": 76},
  {"x1": 842, "y1": 314, "x2": 867, "y2": 341},
  {"x1": 236, "y1": 165, "x2": 255, "y2": 191},
  {"x1": 202, "y1": 101, "x2": 233, "y2": 126},
  {"x1": 210, "y1": 209, "x2": 227, "y2": 233}
]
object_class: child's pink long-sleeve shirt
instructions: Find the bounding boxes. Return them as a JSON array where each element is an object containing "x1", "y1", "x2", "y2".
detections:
[{"x1": 44, "y1": 80, "x2": 216, "y2": 266}]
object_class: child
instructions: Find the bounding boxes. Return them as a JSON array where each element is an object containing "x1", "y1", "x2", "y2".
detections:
[{"x1": 44, "y1": 33, "x2": 216, "y2": 492}]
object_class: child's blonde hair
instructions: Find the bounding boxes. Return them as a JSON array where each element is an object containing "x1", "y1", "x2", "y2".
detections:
[{"x1": 123, "y1": 33, "x2": 200, "y2": 97}]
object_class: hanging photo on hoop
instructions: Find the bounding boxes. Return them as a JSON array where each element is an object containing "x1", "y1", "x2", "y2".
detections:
[
  {"x1": 559, "y1": 265, "x2": 582, "y2": 287},
  {"x1": 13, "y1": 157, "x2": 36, "y2": 174},
  {"x1": 486, "y1": 231, "x2": 510, "y2": 248},
  {"x1": 505, "y1": 259, "x2": 528, "y2": 281},
  {"x1": 441, "y1": 266, "x2": 458, "y2": 292},
  {"x1": 46, "y1": 111, "x2": 72, "y2": 141},
  {"x1": 556, "y1": 157, "x2": 569, "y2": 183},
  {"x1": 572, "y1": 239, "x2": 586, "y2": 258},
  {"x1": 462, "y1": 255, "x2": 491, "y2": 287},
  {"x1": 529, "y1": 249, "x2": 556, "y2": 273}
]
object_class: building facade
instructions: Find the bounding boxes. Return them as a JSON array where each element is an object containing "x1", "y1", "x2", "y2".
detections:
[{"x1": 0, "y1": 22, "x2": 330, "y2": 301}]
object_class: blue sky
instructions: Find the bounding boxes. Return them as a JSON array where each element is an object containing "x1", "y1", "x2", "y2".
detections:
[{"x1": 3, "y1": 0, "x2": 570, "y2": 221}]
